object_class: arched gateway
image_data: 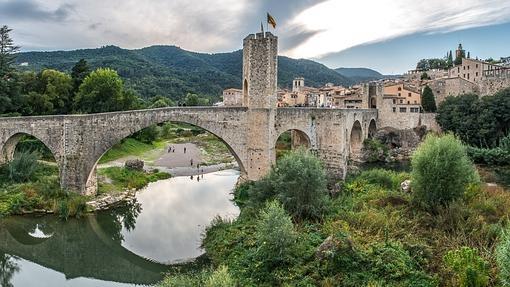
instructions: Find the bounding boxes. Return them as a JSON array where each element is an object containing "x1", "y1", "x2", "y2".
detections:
[{"x1": 0, "y1": 32, "x2": 377, "y2": 195}]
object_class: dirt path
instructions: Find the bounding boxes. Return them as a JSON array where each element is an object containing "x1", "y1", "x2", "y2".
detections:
[{"x1": 97, "y1": 142, "x2": 238, "y2": 176}]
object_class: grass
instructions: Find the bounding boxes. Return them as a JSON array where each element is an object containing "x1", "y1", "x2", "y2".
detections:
[
  {"x1": 99, "y1": 138, "x2": 160, "y2": 163},
  {"x1": 97, "y1": 166, "x2": 171, "y2": 193},
  {"x1": 0, "y1": 162, "x2": 89, "y2": 219}
]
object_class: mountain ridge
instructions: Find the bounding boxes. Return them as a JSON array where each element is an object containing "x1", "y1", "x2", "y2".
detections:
[{"x1": 16, "y1": 45, "x2": 355, "y2": 101}]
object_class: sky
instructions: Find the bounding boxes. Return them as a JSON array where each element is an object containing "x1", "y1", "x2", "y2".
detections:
[{"x1": 2, "y1": 0, "x2": 510, "y2": 74}]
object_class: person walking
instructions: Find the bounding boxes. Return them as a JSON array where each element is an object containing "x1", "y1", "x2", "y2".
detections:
[
  {"x1": 190, "y1": 158, "x2": 194, "y2": 167},
  {"x1": 184, "y1": 147, "x2": 187, "y2": 154}
]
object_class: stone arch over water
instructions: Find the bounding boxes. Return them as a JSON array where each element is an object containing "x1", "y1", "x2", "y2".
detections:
[{"x1": 84, "y1": 116, "x2": 247, "y2": 195}]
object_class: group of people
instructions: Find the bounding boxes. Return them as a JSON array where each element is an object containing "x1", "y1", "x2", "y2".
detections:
[{"x1": 167, "y1": 144, "x2": 205, "y2": 181}]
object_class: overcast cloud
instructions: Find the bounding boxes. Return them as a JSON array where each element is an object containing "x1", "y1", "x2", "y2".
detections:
[{"x1": 2, "y1": 0, "x2": 510, "y2": 63}]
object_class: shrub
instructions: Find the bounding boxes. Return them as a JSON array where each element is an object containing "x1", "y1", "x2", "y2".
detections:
[
  {"x1": 250, "y1": 149, "x2": 329, "y2": 220},
  {"x1": 411, "y1": 134, "x2": 479, "y2": 211},
  {"x1": 356, "y1": 169, "x2": 406, "y2": 190},
  {"x1": 8, "y1": 151, "x2": 39, "y2": 183},
  {"x1": 363, "y1": 138, "x2": 389, "y2": 163},
  {"x1": 496, "y1": 228, "x2": 510, "y2": 286},
  {"x1": 443, "y1": 247, "x2": 489, "y2": 287}
]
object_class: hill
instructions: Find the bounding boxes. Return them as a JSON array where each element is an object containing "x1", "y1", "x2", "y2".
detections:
[
  {"x1": 16, "y1": 46, "x2": 353, "y2": 102},
  {"x1": 335, "y1": 67, "x2": 384, "y2": 83}
]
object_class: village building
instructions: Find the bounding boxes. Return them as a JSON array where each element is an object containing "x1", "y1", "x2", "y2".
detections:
[{"x1": 222, "y1": 88, "x2": 243, "y2": 106}]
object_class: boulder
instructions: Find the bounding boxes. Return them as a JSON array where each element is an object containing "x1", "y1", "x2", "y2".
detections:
[
  {"x1": 401, "y1": 180, "x2": 411, "y2": 193},
  {"x1": 125, "y1": 159, "x2": 144, "y2": 171}
]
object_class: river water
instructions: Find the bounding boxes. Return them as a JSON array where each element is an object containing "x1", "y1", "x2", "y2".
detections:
[{"x1": 0, "y1": 169, "x2": 240, "y2": 287}]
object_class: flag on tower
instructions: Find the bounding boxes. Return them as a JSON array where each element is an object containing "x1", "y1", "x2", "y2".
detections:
[{"x1": 267, "y1": 13, "x2": 276, "y2": 29}]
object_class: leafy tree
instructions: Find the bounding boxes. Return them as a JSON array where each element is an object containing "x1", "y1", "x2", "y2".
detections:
[
  {"x1": 249, "y1": 149, "x2": 329, "y2": 220},
  {"x1": 183, "y1": 93, "x2": 209, "y2": 106},
  {"x1": 71, "y1": 59, "x2": 90, "y2": 91},
  {"x1": 437, "y1": 89, "x2": 510, "y2": 148},
  {"x1": 39, "y1": 69, "x2": 74, "y2": 114},
  {"x1": 251, "y1": 200, "x2": 299, "y2": 283},
  {"x1": 421, "y1": 86, "x2": 437, "y2": 112},
  {"x1": 0, "y1": 25, "x2": 20, "y2": 76},
  {"x1": 420, "y1": 72, "x2": 430, "y2": 80},
  {"x1": 443, "y1": 247, "x2": 489, "y2": 287},
  {"x1": 147, "y1": 95, "x2": 175, "y2": 109},
  {"x1": 74, "y1": 68, "x2": 140, "y2": 113},
  {"x1": 411, "y1": 134, "x2": 479, "y2": 211}
]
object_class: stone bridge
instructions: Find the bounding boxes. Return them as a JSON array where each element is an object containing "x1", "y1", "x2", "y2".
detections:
[{"x1": 0, "y1": 32, "x2": 378, "y2": 195}]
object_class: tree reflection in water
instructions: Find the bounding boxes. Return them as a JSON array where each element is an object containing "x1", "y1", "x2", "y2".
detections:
[
  {"x1": 96, "y1": 199, "x2": 142, "y2": 243},
  {"x1": 0, "y1": 253, "x2": 20, "y2": 287}
]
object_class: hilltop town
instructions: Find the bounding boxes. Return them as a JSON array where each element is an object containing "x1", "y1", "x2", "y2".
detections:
[{"x1": 223, "y1": 43, "x2": 510, "y2": 131}]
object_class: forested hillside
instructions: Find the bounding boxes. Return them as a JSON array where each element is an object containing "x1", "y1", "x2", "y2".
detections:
[{"x1": 16, "y1": 46, "x2": 353, "y2": 102}]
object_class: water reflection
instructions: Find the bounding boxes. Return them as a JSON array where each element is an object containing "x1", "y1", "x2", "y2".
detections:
[
  {"x1": 0, "y1": 170, "x2": 240, "y2": 287},
  {"x1": 0, "y1": 253, "x2": 20, "y2": 287}
]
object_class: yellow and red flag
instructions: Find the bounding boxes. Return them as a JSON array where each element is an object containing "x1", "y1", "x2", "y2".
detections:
[{"x1": 267, "y1": 13, "x2": 276, "y2": 29}]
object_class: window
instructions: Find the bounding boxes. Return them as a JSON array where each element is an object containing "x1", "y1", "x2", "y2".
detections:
[
  {"x1": 398, "y1": 93, "x2": 401, "y2": 97},
  {"x1": 467, "y1": 66, "x2": 470, "y2": 70},
  {"x1": 392, "y1": 107, "x2": 396, "y2": 113},
  {"x1": 399, "y1": 99, "x2": 403, "y2": 104},
  {"x1": 463, "y1": 74, "x2": 466, "y2": 78},
  {"x1": 408, "y1": 93, "x2": 411, "y2": 97},
  {"x1": 410, "y1": 107, "x2": 419, "y2": 113},
  {"x1": 467, "y1": 74, "x2": 470, "y2": 80},
  {"x1": 407, "y1": 101, "x2": 410, "y2": 104},
  {"x1": 476, "y1": 72, "x2": 479, "y2": 77},
  {"x1": 476, "y1": 64, "x2": 479, "y2": 68},
  {"x1": 399, "y1": 107, "x2": 407, "y2": 113},
  {"x1": 398, "y1": 87, "x2": 402, "y2": 91},
  {"x1": 392, "y1": 99, "x2": 396, "y2": 104}
]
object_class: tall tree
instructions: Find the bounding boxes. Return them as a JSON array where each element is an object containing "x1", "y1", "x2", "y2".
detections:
[
  {"x1": 447, "y1": 51, "x2": 453, "y2": 68},
  {"x1": 0, "y1": 25, "x2": 20, "y2": 76},
  {"x1": 71, "y1": 59, "x2": 90, "y2": 91},
  {"x1": 421, "y1": 86, "x2": 437, "y2": 112}
]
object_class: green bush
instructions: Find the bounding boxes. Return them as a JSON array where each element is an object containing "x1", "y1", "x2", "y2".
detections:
[
  {"x1": 356, "y1": 169, "x2": 406, "y2": 190},
  {"x1": 443, "y1": 247, "x2": 489, "y2": 287},
  {"x1": 157, "y1": 270, "x2": 210, "y2": 287},
  {"x1": 8, "y1": 151, "x2": 39, "y2": 183},
  {"x1": 467, "y1": 134, "x2": 510, "y2": 165},
  {"x1": 411, "y1": 134, "x2": 479, "y2": 211},
  {"x1": 496, "y1": 228, "x2": 510, "y2": 286},
  {"x1": 369, "y1": 241, "x2": 436, "y2": 285},
  {"x1": 249, "y1": 149, "x2": 329, "y2": 220},
  {"x1": 363, "y1": 138, "x2": 389, "y2": 163}
]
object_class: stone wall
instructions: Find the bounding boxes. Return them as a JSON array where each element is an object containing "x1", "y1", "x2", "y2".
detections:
[
  {"x1": 478, "y1": 76, "x2": 510, "y2": 96},
  {"x1": 427, "y1": 77, "x2": 479, "y2": 105}
]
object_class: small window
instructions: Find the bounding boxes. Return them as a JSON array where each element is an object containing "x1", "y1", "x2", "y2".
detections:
[
  {"x1": 392, "y1": 107, "x2": 396, "y2": 113},
  {"x1": 407, "y1": 101, "x2": 410, "y2": 104},
  {"x1": 399, "y1": 99, "x2": 403, "y2": 104},
  {"x1": 398, "y1": 93, "x2": 401, "y2": 97},
  {"x1": 392, "y1": 99, "x2": 396, "y2": 104},
  {"x1": 398, "y1": 87, "x2": 402, "y2": 91},
  {"x1": 408, "y1": 93, "x2": 411, "y2": 97},
  {"x1": 399, "y1": 107, "x2": 407, "y2": 113},
  {"x1": 476, "y1": 72, "x2": 479, "y2": 76}
]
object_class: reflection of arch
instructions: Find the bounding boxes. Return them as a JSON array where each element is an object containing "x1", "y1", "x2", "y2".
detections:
[
  {"x1": 85, "y1": 120, "x2": 246, "y2": 193},
  {"x1": 350, "y1": 121, "x2": 363, "y2": 158},
  {"x1": 368, "y1": 119, "x2": 377, "y2": 138}
]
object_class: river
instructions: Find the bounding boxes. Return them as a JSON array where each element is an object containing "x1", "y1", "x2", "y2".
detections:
[{"x1": 0, "y1": 169, "x2": 240, "y2": 287}]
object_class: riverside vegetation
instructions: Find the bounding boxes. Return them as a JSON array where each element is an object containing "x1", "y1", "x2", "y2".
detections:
[{"x1": 158, "y1": 134, "x2": 510, "y2": 287}]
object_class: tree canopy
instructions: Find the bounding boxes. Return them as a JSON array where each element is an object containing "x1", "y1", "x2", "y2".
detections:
[{"x1": 421, "y1": 86, "x2": 437, "y2": 112}]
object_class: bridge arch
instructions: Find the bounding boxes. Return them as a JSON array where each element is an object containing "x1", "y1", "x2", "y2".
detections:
[
  {"x1": 368, "y1": 119, "x2": 377, "y2": 139},
  {"x1": 0, "y1": 132, "x2": 61, "y2": 170},
  {"x1": 274, "y1": 128, "x2": 312, "y2": 159},
  {"x1": 350, "y1": 120, "x2": 363, "y2": 159},
  {"x1": 84, "y1": 114, "x2": 248, "y2": 195}
]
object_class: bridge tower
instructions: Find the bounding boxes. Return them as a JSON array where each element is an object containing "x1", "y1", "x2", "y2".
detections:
[{"x1": 242, "y1": 32, "x2": 278, "y2": 180}]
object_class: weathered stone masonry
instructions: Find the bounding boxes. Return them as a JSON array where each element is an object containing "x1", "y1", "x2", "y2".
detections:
[{"x1": 0, "y1": 32, "x2": 377, "y2": 195}]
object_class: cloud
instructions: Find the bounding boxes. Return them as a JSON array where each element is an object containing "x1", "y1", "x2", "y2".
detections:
[
  {"x1": 284, "y1": 0, "x2": 510, "y2": 59},
  {"x1": 0, "y1": 0, "x2": 73, "y2": 21}
]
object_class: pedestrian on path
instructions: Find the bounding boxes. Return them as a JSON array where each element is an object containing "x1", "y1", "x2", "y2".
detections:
[
  {"x1": 190, "y1": 158, "x2": 194, "y2": 166},
  {"x1": 184, "y1": 147, "x2": 187, "y2": 154}
]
